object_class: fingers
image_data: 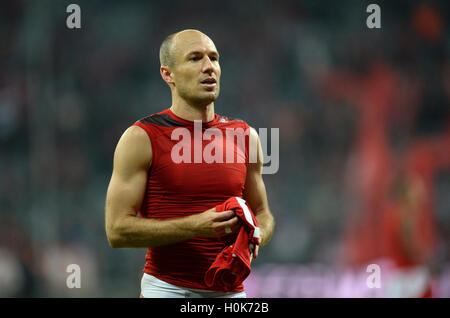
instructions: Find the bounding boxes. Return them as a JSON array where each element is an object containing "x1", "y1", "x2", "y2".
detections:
[
  {"x1": 216, "y1": 216, "x2": 240, "y2": 236},
  {"x1": 223, "y1": 215, "x2": 240, "y2": 229},
  {"x1": 229, "y1": 219, "x2": 241, "y2": 233},
  {"x1": 212, "y1": 210, "x2": 240, "y2": 236},
  {"x1": 213, "y1": 210, "x2": 235, "y2": 221},
  {"x1": 249, "y1": 242, "x2": 259, "y2": 259},
  {"x1": 253, "y1": 244, "x2": 259, "y2": 259}
]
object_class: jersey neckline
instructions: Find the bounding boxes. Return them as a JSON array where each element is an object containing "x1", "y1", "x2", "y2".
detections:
[{"x1": 166, "y1": 108, "x2": 220, "y2": 127}]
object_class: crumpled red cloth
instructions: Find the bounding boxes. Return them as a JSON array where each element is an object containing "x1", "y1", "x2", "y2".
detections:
[{"x1": 204, "y1": 197, "x2": 260, "y2": 291}]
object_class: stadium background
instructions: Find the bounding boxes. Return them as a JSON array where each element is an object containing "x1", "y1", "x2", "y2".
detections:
[{"x1": 0, "y1": 0, "x2": 449, "y2": 297}]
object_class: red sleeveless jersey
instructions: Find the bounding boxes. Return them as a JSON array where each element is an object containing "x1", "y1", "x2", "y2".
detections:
[{"x1": 133, "y1": 108, "x2": 251, "y2": 291}]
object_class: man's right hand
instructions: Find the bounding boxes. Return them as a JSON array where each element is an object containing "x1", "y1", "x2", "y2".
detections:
[{"x1": 190, "y1": 207, "x2": 241, "y2": 237}]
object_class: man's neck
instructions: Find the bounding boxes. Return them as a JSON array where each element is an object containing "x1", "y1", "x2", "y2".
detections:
[{"x1": 170, "y1": 100, "x2": 215, "y2": 122}]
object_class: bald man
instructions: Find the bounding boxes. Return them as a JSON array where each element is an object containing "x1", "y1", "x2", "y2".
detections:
[{"x1": 105, "y1": 30, "x2": 274, "y2": 298}]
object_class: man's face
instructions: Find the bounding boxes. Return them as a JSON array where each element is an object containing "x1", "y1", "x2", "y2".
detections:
[{"x1": 170, "y1": 31, "x2": 221, "y2": 106}]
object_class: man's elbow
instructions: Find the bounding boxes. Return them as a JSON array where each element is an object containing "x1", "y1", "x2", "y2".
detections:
[
  {"x1": 106, "y1": 228, "x2": 120, "y2": 248},
  {"x1": 105, "y1": 219, "x2": 126, "y2": 248},
  {"x1": 106, "y1": 232, "x2": 122, "y2": 248}
]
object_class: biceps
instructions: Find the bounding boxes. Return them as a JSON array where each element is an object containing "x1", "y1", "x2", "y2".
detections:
[
  {"x1": 243, "y1": 172, "x2": 269, "y2": 215},
  {"x1": 106, "y1": 169, "x2": 148, "y2": 221}
]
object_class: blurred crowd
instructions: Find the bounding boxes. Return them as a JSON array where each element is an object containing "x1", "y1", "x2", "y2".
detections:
[{"x1": 0, "y1": 0, "x2": 449, "y2": 297}]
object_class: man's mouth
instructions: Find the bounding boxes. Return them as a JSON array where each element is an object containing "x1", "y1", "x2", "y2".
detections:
[{"x1": 201, "y1": 78, "x2": 217, "y2": 86}]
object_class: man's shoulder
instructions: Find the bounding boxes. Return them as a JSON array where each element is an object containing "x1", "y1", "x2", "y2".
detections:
[
  {"x1": 217, "y1": 114, "x2": 244, "y2": 122},
  {"x1": 217, "y1": 116, "x2": 259, "y2": 141},
  {"x1": 121, "y1": 125, "x2": 150, "y2": 144},
  {"x1": 217, "y1": 114, "x2": 251, "y2": 128},
  {"x1": 115, "y1": 125, "x2": 152, "y2": 163},
  {"x1": 136, "y1": 110, "x2": 186, "y2": 128}
]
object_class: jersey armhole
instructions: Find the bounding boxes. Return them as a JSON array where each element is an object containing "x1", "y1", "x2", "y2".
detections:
[
  {"x1": 132, "y1": 121, "x2": 157, "y2": 173},
  {"x1": 242, "y1": 121, "x2": 252, "y2": 165}
]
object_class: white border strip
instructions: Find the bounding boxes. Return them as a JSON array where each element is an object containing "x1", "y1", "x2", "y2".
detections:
[{"x1": 235, "y1": 197, "x2": 260, "y2": 239}]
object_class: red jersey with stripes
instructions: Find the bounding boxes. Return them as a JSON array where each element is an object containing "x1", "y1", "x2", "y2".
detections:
[{"x1": 133, "y1": 108, "x2": 251, "y2": 291}]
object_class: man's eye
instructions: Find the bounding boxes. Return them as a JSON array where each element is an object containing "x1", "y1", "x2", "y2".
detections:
[{"x1": 190, "y1": 57, "x2": 201, "y2": 61}]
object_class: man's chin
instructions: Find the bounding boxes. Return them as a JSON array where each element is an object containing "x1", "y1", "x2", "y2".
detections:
[{"x1": 192, "y1": 92, "x2": 219, "y2": 106}]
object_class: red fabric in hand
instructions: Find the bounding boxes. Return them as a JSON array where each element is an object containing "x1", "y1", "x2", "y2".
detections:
[{"x1": 204, "y1": 197, "x2": 260, "y2": 291}]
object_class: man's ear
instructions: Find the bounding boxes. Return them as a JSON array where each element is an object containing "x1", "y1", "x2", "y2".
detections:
[{"x1": 160, "y1": 66, "x2": 175, "y2": 85}]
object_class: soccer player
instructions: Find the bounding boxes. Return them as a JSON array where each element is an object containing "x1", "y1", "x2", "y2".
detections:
[{"x1": 105, "y1": 29, "x2": 275, "y2": 298}]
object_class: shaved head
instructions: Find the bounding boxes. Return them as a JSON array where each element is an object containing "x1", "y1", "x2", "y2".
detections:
[
  {"x1": 159, "y1": 32, "x2": 177, "y2": 67},
  {"x1": 159, "y1": 29, "x2": 214, "y2": 67}
]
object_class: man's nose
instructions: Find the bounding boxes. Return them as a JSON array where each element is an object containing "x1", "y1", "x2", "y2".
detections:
[{"x1": 202, "y1": 57, "x2": 215, "y2": 74}]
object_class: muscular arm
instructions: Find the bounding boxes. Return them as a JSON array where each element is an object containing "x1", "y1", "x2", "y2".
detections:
[
  {"x1": 105, "y1": 126, "x2": 239, "y2": 248},
  {"x1": 243, "y1": 127, "x2": 275, "y2": 257}
]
